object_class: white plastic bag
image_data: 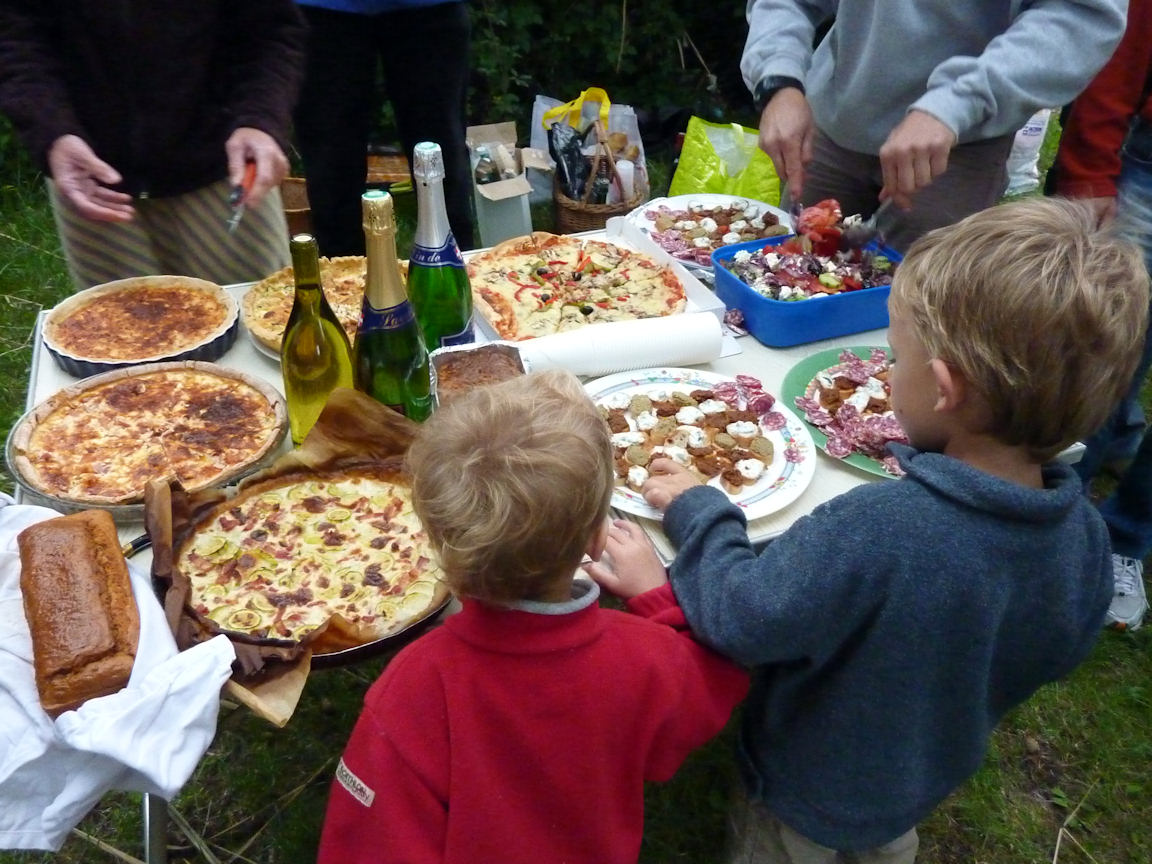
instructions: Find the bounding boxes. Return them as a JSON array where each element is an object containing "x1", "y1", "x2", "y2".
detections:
[{"x1": 529, "y1": 88, "x2": 649, "y2": 204}]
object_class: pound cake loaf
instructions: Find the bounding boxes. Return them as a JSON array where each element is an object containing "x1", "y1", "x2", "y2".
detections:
[{"x1": 17, "y1": 510, "x2": 140, "y2": 717}]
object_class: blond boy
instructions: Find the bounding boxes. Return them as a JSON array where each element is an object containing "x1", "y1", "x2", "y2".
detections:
[
  {"x1": 589, "y1": 198, "x2": 1150, "y2": 863},
  {"x1": 317, "y1": 369, "x2": 748, "y2": 864}
]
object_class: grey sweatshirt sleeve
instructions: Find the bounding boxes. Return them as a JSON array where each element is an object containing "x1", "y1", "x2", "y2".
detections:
[
  {"x1": 913, "y1": 0, "x2": 1128, "y2": 140},
  {"x1": 741, "y1": 0, "x2": 836, "y2": 92}
]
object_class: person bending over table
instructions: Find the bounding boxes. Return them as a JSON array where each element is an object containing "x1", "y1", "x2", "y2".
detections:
[
  {"x1": 317, "y1": 369, "x2": 747, "y2": 864},
  {"x1": 742, "y1": 0, "x2": 1126, "y2": 252},
  {"x1": 0, "y1": 0, "x2": 306, "y2": 290},
  {"x1": 585, "y1": 199, "x2": 1149, "y2": 863}
]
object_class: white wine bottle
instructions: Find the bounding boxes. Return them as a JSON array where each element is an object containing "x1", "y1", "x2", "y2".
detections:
[{"x1": 281, "y1": 233, "x2": 355, "y2": 444}]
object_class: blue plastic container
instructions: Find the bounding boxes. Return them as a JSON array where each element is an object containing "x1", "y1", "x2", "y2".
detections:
[{"x1": 712, "y1": 236, "x2": 902, "y2": 348}]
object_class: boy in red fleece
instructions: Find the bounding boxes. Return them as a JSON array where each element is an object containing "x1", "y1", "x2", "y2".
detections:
[{"x1": 316, "y1": 369, "x2": 748, "y2": 864}]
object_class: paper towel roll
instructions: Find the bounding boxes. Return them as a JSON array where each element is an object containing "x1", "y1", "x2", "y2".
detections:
[{"x1": 517, "y1": 313, "x2": 723, "y2": 377}]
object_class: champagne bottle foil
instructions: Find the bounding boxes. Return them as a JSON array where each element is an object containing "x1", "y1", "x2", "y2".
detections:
[{"x1": 516, "y1": 313, "x2": 723, "y2": 378}]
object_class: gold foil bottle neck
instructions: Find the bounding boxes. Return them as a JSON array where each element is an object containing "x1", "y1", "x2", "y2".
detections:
[{"x1": 362, "y1": 189, "x2": 395, "y2": 236}]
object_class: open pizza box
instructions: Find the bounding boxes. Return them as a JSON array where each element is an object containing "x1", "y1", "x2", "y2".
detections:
[
  {"x1": 145, "y1": 388, "x2": 448, "y2": 727},
  {"x1": 461, "y1": 219, "x2": 739, "y2": 374}
]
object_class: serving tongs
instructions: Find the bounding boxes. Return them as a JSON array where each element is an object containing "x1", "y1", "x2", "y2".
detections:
[{"x1": 842, "y1": 199, "x2": 895, "y2": 250}]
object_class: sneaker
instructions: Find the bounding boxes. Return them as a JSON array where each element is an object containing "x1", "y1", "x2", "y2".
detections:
[{"x1": 1106, "y1": 555, "x2": 1148, "y2": 631}]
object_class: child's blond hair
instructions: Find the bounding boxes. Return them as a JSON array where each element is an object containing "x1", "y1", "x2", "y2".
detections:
[
  {"x1": 889, "y1": 197, "x2": 1150, "y2": 460},
  {"x1": 406, "y1": 369, "x2": 614, "y2": 603}
]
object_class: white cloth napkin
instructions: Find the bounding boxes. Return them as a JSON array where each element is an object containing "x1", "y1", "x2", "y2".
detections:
[{"x1": 0, "y1": 497, "x2": 236, "y2": 851}]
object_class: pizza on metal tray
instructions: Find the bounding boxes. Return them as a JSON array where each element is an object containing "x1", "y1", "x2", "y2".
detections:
[
  {"x1": 10, "y1": 362, "x2": 286, "y2": 505},
  {"x1": 466, "y1": 231, "x2": 687, "y2": 340},
  {"x1": 43, "y1": 276, "x2": 236, "y2": 363},
  {"x1": 175, "y1": 462, "x2": 447, "y2": 647}
]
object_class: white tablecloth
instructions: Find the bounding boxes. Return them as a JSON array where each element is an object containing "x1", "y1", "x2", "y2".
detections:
[{"x1": 0, "y1": 495, "x2": 235, "y2": 851}]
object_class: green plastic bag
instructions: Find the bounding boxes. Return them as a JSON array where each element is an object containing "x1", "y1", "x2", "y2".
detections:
[{"x1": 668, "y1": 116, "x2": 781, "y2": 205}]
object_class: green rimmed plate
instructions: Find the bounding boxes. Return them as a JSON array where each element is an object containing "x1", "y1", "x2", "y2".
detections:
[{"x1": 779, "y1": 345, "x2": 899, "y2": 479}]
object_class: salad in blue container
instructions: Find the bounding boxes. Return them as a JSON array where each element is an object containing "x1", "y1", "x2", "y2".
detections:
[{"x1": 712, "y1": 199, "x2": 902, "y2": 348}]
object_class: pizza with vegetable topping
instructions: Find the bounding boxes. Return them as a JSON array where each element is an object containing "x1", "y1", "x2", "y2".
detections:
[
  {"x1": 465, "y1": 232, "x2": 687, "y2": 340},
  {"x1": 175, "y1": 463, "x2": 447, "y2": 645}
]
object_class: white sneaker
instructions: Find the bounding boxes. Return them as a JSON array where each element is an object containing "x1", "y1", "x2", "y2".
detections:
[{"x1": 1106, "y1": 555, "x2": 1148, "y2": 631}]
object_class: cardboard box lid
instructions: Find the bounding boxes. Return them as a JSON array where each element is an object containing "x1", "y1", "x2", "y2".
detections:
[
  {"x1": 476, "y1": 173, "x2": 532, "y2": 201},
  {"x1": 466, "y1": 121, "x2": 518, "y2": 149}
]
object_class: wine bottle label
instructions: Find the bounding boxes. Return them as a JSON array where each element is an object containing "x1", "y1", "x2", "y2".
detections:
[
  {"x1": 410, "y1": 234, "x2": 466, "y2": 269},
  {"x1": 438, "y1": 318, "x2": 476, "y2": 348},
  {"x1": 361, "y1": 300, "x2": 416, "y2": 331}
]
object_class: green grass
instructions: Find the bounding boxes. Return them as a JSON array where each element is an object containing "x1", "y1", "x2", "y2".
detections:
[{"x1": 3, "y1": 126, "x2": 1152, "y2": 863}]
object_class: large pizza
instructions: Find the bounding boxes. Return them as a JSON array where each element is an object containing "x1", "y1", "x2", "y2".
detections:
[
  {"x1": 466, "y1": 232, "x2": 687, "y2": 340},
  {"x1": 173, "y1": 462, "x2": 448, "y2": 647},
  {"x1": 42, "y1": 275, "x2": 237, "y2": 371},
  {"x1": 9, "y1": 361, "x2": 287, "y2": 506}
]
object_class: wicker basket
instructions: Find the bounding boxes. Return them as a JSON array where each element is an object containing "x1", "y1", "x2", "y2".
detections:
[{"x1": 552, "y1": 120, "x2": 641, "y2": 234}]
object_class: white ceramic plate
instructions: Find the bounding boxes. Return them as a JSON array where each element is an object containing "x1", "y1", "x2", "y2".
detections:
[
  {"x1": 585, "y1": 367, "x2": 817, "y2": 521},
  {"x1": 624, "y1": 194, "x2": 793, "y2": 270}
]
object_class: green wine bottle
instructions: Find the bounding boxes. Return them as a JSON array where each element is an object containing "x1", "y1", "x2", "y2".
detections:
[
  {"x1": 407, "y1": 141, "x2": 475, "y2": 349},
  {"x1": 353, "y1": 190, "x2": 433, "y2": 421},
  {"x1": 281, "y1": 234, "x2": 355, "y2": 445}
]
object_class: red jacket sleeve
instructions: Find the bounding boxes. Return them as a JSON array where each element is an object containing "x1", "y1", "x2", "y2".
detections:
[
  {"x1": 626, "y1": 583, "x2": 750, "y2": 782},
  {"x1": 1054, "y1": 0, "x2": 1152, "y2": 198}
]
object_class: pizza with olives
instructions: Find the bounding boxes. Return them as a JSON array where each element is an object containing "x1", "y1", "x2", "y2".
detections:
[
  {"x1": 174, "y1": 463, "x2": 447, "y2": 646},
  {"x1": 465, "y1": 232, "x2": 687, "y2": 340}
]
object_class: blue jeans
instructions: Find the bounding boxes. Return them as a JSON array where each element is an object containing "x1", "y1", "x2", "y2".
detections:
[{"x1": 1075, "y1": 117, "x2": 1152, "y2": 559}]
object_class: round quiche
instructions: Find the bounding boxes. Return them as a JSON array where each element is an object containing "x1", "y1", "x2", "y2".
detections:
[
  {"x1": 42, "y1": 275, "x2": 239, "y2": 376},
  {"x1": 175, "y1": 463, "x2": 448, "y2": 648},
  {"x1": 9, "y1": 361, "x2": 287, "y2": 506},
  {"x1": 242, "y1": 256, "x2": 410, "y2": 353}
]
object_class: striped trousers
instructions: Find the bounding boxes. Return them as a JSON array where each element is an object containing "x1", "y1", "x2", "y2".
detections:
[{"x1": 49, "y1": 177, "x2": 291, "y2": 290}]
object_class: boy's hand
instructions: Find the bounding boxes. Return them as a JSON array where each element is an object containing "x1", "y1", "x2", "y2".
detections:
[
  {"x1": 642, "y1": 457, "x2": 702, "y2": 511},
  {"x1": 583, "y1": 519, "x2": 667, "y2": 599}
]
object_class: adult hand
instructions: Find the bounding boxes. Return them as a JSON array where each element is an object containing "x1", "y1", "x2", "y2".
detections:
[
  {"x1": 1082, "y1": 195, "x2": 1117, "y2": 227},
  {"x1": 878, "y1": 110, "x2": 957, "y2": 210},
  {"x1": 47, "y1": 135, "x2": 135, "y2": 222},
  {"x1": 583, "y1": 519, "x2": 668, "y2": 599},
  {"x1": 642, "y1": 458, "x2": 702, "y2": 511},
  {"x1": 225, "y1": 127, "x2": 289, "y2": 209},
  {"x1": 758, "y1": 88, "x2": 813, "y2": 202}
]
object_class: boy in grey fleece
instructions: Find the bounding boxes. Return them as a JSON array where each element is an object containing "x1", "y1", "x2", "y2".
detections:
[
  {"x1": 586, "y1": 198, "x2": 1150, "y2": 862},
  {"x1": 742, "y1": 0, "x2": 1126, "y2": 251}
]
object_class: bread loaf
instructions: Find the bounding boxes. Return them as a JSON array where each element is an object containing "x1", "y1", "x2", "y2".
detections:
[{"x1": 17, "y1": 510, "x2": 140, "y2": 717}]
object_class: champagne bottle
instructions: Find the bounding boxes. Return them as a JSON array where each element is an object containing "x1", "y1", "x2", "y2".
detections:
[
  {"x1": 281, "y1": 233, "x2": 355, "y2": 445},
  {"x1": 407, "y1": 141, "x2": 475, "y2": 349},
  {"x1": 354, "y1": 189, "x2": 433, "y2": 421}
]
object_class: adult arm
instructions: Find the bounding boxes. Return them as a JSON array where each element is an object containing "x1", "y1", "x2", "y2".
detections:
[
  {"x1": 217, "y1": 0, "x2": 307, "y2": 205},
  {"x1": 1053, "y1": 0, "x2": 1152, "y2": 213},
  {"x1": 741, "y1": 0, "x2": 835, "y2": 199},
  {"x1": 884, "y1": 0, "x2": 1126, "y2": 207},
  {"x1": 0, "y1": 1, "x2": 135, "y2": 220},
  {"x1": 0, "y1": 0, "x2": 84, "y2": 168}
]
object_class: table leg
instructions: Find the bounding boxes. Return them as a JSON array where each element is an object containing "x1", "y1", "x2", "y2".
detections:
[{"x1": 143, "y1": 793, "x2": 168, "y2": 864}]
